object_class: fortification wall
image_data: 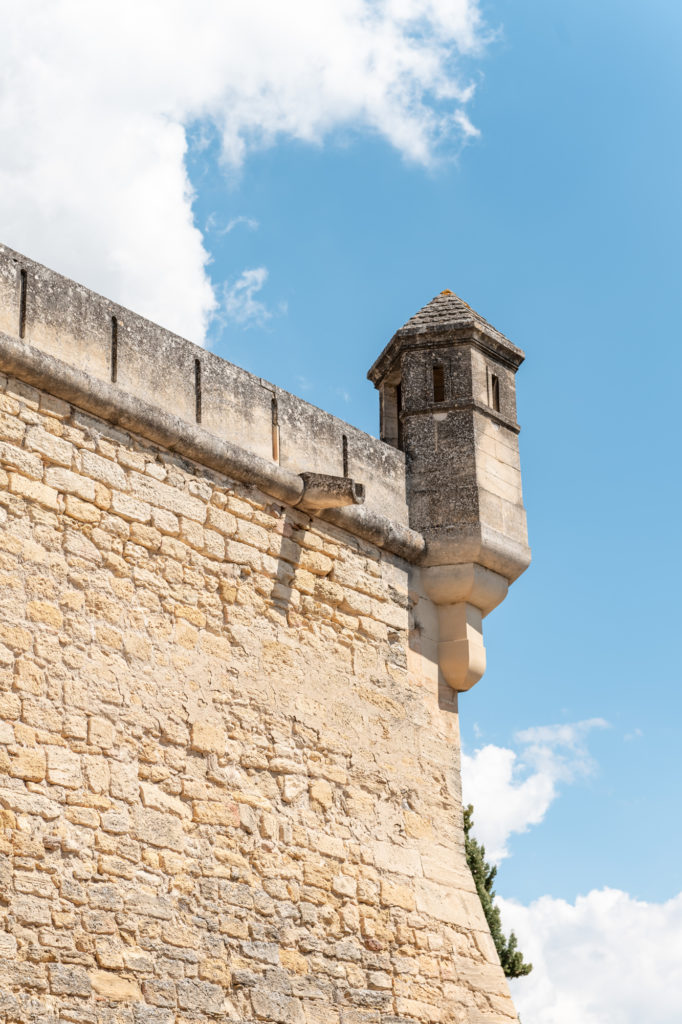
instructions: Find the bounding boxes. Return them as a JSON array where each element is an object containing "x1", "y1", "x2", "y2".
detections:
[
  {"x1": 0, "y1": 246, "x2": 520, "y2": 1024},
  {"x1": 0, "y1": 371, "x2": 517, "y2": 1024},
  {"x1": 0, "y1": 245, "x2": 407, "y2": 528}
]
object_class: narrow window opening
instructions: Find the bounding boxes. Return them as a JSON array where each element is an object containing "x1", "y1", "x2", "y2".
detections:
[
  {"x1": 342, "y1": 434, "x2": 349, "y2": 477},
  {"x1": 271, "y1": 396, "x2": 280, "y2": 462},
  {"x1": 432, "y1": 364, "x2": 445, "y2": 403},
  {"x1": 110, "y1": 316, "x2": 118, "y2": 383},
  {"x1": 490, "y1": 373, "x2": 500, "y2": 412},
  {"x1": 380, "y1": 382, "x2": 402, "y2": 449},
  {"x1": 396, "y1": 382, "x2": 404, "y2": 451},
  {"x1": 194, "y1": 358, "x2": 202, "y2": 424},
  {"x1": 18, "y1": 269, "x2": 27, "y2": 339}
]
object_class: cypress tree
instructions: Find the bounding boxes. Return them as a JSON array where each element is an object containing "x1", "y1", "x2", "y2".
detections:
[{"x1": 463, "y1": 804, "x2": 532, "y2": 979}]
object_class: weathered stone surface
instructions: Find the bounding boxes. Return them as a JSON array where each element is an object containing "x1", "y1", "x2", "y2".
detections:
[
  {"x1": 0, "y1": 245, "x2": 524, "y2": 1024},
  {"x1": 191, "y1": 720, "x2": 226, "y2": 755},
  {"x1": 131, "y1": 807, "x2": 184, "y2": 851},
  {"x1": 90, "y1": 970, "x2": 142, "y2": 1001},
  {"x1": 46, "y1": 746, "x2": 82, "y2": 788},
  {"x1": 48, "y1": 965, "x2": 91, "y2": 997},
  {"x1": 9, "y1": 747, "x2": 46, "y2": 781},
  {"x1": 140, "y1": 781, "x2": 191, "y2": 820}
]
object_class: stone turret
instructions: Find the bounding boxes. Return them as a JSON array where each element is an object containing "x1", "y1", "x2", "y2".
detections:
[{"x1": 368, "y1": 289, "x2": 531, "y2": 691}]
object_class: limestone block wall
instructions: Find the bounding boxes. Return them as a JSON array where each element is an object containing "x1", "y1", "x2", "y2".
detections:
[{"x1": 0, "y1": 367, "x2": 518, "y2": 1023}]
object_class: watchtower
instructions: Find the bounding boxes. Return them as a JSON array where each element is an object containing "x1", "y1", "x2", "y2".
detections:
[{"x1": 369, "y1": 290, "x2": 531, "y2": 691}]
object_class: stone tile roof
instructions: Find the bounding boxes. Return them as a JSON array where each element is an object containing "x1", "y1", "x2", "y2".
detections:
[
  {"x1": 397, "y1": 289, "x2": 507, "y2": 341},
  {"x1": 367, "y1": 290, "x2": 524, "y2": 384}
]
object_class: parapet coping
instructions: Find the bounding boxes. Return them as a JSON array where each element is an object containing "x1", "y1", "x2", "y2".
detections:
[{"x1": 0, "y1": 330, "x2": 426, "y2": 563}]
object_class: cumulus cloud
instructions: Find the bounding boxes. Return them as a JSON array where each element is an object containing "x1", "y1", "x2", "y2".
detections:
[
  {"x1": 0, "y1": 0, "x2": 485, "y2": 343},
  {"x1": 462, "y1": 718, "x2": 608, "y2": 863},
  {"x1": 463, "y1": 722, "x2": 682, "y2": 1018},
  {"x1": 502, "y1": 888, "x2": 682, "y2": 1024}
]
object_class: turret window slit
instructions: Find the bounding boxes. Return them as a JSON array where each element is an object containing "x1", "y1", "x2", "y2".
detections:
[
  {"x1": 432, "y1": 364, "x2": 445, "y2": 403},
  {"x1": 490, "y1": 373, "x2": 500, "y2": 412}
]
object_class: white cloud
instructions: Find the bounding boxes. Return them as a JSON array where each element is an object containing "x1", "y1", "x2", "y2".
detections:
[
  {"x1": 502, "y1": 888, "x2": 682, "y2": 1024},
  {"x1": 463, "y1": 721, "x2": 682, "y2": 1021},
  {"x1": 221, "y1": 267, "x2": 272, "y2": 327},
  {"x1": 220, "y1": 216, "x2": 260, "y2": 235},
  {"x1": 462, "y1": 718, "x2": 608, "y2": 863},
  {"x1": 453, "y1": 108, "x2": 481, "y2": 137},
  {"x1": 0, "y1": 0, "x2": 485, "y2": 344}
]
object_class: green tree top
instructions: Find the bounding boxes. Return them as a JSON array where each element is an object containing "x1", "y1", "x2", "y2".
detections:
[{"x1": 463, "y1": 804, "x2": 533, "y2": 979}]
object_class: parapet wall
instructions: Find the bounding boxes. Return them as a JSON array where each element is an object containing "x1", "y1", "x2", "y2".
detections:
[{"x1": 0, "y1": 244, "x2": 408, "y2": 528}]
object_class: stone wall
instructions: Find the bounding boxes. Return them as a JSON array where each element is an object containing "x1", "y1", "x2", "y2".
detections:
[
  {"x1": 0, "y1": 366, "x2": 518, "y2": 1023},
  {"x1": 0, "y1": 244, "x2": 408, "y2": 527}
]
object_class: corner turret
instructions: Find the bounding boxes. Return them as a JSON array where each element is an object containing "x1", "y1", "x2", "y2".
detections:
[{"x1": 368, "y1": 290, "x2": 531, "y2": 691}]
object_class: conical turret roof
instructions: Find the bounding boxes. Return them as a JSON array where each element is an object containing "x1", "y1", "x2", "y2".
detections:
[
  {"x1": 368, "y1": 289, "x2": 524, "y2": 386},
  {"x1": 398, "y1": 289, "x2": 505, "y2": 339}
]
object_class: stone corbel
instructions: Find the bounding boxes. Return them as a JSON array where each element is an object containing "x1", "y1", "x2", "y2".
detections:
[{"x1": 421, "y1": 563, "x2": 509, "y2": 691}]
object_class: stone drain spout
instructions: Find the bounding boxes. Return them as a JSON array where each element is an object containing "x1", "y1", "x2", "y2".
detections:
[{"x1": 296, "y1": 472, "x2": 365, "y2": 511}]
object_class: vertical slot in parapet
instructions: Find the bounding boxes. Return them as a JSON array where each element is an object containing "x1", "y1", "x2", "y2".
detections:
[
  {"x1": 194, "y1": 358, "x2": 202, "y2": 424},
  {"x1": 342, "y1": 434, "x2": 349, "y2": 477},
  {"x1": 18, "y1": 269, "x2": 27, "y2": 339},
  {"x1": 111, "y1": 316, "x2": 118, "y2": 383},
  {"x1": 271, "y1": 396, "x2": 280, "y2": 462}
]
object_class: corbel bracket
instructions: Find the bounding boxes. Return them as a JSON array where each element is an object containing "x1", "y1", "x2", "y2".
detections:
[{"x1": 421, "y1": 563, "x2": 509, "y2": 691}]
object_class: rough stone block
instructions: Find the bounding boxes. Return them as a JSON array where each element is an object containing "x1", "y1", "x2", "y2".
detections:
[
  {"x1": 90, "y1": 970, "x2": 142, "y2": 1001},
  {"x1": 176, "y1": 978, "x2": 224, "y2": 1014},
  {"x1": 8, "y1": 472, "x2": 59, "y2": 508},
  {"x1": 140, "y1": 781, "x2": 190, "y2": 820},
  {"x1": 88, "y1": 716, "x2": 115, "y2": 748},
  {"x1": 46, "y1": 746, "x2": 82, "y2": 788},
  {"x1": 10, "y1": 747, "x2": 46, "y2": 781},
  {"x1": 372, "y1": 841, "x2": 422, "y2": 878},
  {"x1": 132, "y1": 807, "x2": 184, "y2": 851},
  {"x1": 0, "y1": 441, "x2": 43, "y2": 478},
  {"x1": 192, "y1": 799, "x2": 240, "y2": 826},
  {"x1": 380, "y1": 881, "x2": 416, "y2": 911},
  {"x1": 251, "y1": 986, "x2": 303, "y2": 1023},
  {"x1": 81, "y1": 450, "x2": 128, "y2": 490},
  {"x1": 309, "y1": 778, "x2": 333, "y2": 809},
  {"x1": 191, "y1": 720, "x2": 226, "y2": 755},
  {"x1": 415, "y1": 880, "x2": 469, "y2": 928},
  {"x1": 48, "y1": 964, "x2": 92, "y2": 997},
  {"x1": 25, "y1": 425, "x2": 73, "y2": 466},
  {"x1": 45, "y1": 465, "x2": 95, "y2": 500}
]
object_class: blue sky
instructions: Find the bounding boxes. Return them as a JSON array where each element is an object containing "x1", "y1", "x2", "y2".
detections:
[
  {"x1": 2, "y1": 1, "x2": 681, "y2": 1019},
  {"x1": 190, "y1": 0, "x2": 682, "y2": 906}
]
